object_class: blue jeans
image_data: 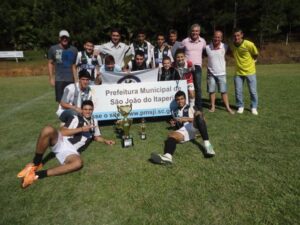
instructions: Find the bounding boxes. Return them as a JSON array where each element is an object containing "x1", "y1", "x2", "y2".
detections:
[
  {"x1": 193, "y1": 65, "x2": 202, "y2": 110},
  {"x1": 234, "y1": 75, "x2": 258, "y2": 108}
]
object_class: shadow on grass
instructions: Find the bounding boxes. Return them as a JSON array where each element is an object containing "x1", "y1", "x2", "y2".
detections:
[{"x1": 202, "y1": 98, "x2": 237, "y2": 111}]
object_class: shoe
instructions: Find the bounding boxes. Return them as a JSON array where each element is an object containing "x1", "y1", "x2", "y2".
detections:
[
  {"x1": 251, "y1": 108, "x2": 258, "y2": 115},
  {"x1": 204, "y1": 144, "x2": 215, "y2": 157},
  {"x1": 237, "y1": 107, "x2": 244, "y2": 114},
  {"x1": 17, "y1": 163, "x2": 43, "y2": 178},
  {"x1": 22, "y1": 167, "x2": 38, "y2": 188},
  {"x1": 151, "y1": 152, "x2": 173, "y2": 164}
]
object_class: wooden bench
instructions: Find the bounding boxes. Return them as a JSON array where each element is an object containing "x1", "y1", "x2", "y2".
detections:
[{"x1": 0, "y1": 51, "x2": 24, "y2": 62}]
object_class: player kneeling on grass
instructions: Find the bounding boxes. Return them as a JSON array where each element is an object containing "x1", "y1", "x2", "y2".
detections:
[
  {"x1": 151, "y1": 91, "x2": 215, "y2": 164},
  {"x1": 17, "y1": 100, "x2": 115, "y2": 188}
]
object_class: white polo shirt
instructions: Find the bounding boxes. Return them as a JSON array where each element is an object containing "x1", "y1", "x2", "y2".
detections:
[
  {"x1": 205, "y1": 42, "x2": 228, "y2": 76},
  {"x1": 96, "y1": 41, "x2": 131, "y2": 67}
]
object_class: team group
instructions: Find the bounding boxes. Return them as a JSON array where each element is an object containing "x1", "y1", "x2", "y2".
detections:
[{"x1": 17, "y1": 24, "x2": 259, "y2": 188}]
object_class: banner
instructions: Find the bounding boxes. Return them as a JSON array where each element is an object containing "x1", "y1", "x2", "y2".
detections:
[
  {"x1": 91, "y1": 80, "x2": 188, "y2": 121},
  {"x1": 102, "y1": 68, "x2": 159, "y2": 84}
]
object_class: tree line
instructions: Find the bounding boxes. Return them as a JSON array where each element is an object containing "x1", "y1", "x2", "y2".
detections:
[{"x1": 0, "y1": 0, "x2": 299, "y2": 50}]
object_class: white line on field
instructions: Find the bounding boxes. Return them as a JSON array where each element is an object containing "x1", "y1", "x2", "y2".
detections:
[{"x1": 0, "y1": 91, "x2": 53, "y2": 120}]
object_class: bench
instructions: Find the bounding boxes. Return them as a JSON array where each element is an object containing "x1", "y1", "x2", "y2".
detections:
[{"x1": 0, "y1": 51, "x2": 24, "y2": 62}]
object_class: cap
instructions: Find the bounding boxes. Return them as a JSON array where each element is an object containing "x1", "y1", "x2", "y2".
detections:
[{"x1": 59, "y1": 30, "x2": 70, "y2": 38}]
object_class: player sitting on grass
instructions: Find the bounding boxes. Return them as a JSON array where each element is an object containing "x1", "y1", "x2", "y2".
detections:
[
  {"x1": 17, "y1": 100, "x2": 115, "y2": 188},
  {"x1": 151, "y1": 91, "x2": 215, "y2": 164}
]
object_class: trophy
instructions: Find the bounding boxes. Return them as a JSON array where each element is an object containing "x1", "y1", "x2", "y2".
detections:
[
  {"x1": 117, "y1": 104, "x2": 133, "y2": 148},
  {"x1": 140, "y1": 118, "x2": 146, "y2": 140}
]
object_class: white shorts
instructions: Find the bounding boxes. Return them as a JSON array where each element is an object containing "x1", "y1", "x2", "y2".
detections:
[
  {"x1": 51, "y1": 133, "x2": 79, "y2": 164},
  {"x1": 187, "y1": 83, "x2": 195, "y2": 91},
  {"x1": 175, "y1": 123, "x2": 198, "y2": 143}
]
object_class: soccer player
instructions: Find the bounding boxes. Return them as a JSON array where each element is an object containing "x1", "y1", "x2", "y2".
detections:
[
  {"x1": 173, "y1": 49, "x2": 195, "y2": 107},
  {"x1": 76, "y1": 40, "x2": 102, "y2": 85},
  {"x1": 17, "y1": 100, "x2": 115, "y2": 188},
  {"x1": 48, "y1": 30, "x2": 78, "y2": 102},
  {"x1": 205, "y1": 31, "x2": 234, "y2": 114},
  {"x1": 167, "y1": 29, "x2": 181, "y2": 58},
  {"x1": 130, "y1": 30, "x2": 154, "y2": 68},
  {"x1": 150, "y1": 91, "x2": 215, "y2": 164},
  {"x1": 232, "y1": 28, "x2": 259, "y2": 115},
  {"x1": 158, "y1": 56, "x2": 180, "y2": 81},
  {"x1": 153, "y1": 33, "x2": 173, "y2": 68},
  {"x1": 56, "y1": 70, "x2": 92, "y2": 123},
  {"x1": 99, "y1": 55, "x2": 122, "y2": 73},
  {"x1": 126, "y1": 50, "x2": 149, "y2": 71}
]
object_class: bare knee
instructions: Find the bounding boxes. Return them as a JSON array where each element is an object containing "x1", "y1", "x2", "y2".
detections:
[
  {"x1": 72, "y1": 158, "x2": 84, "y2": 171},
  {"x1": 41, "y1": 125, "x2": 57, "y2": 137},
  {"x1": 168, "y1": 132, "x2": 182, "y2": 143}
]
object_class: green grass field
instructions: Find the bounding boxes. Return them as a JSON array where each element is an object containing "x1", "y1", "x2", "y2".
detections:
[{"x1": 0, "y1": 64, "x2": 299, "y2": 225}]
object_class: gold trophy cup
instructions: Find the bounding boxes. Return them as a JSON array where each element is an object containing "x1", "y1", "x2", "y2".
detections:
[
  {"x1": 117, "y1": 104, "x2": 133, "y2": 148},
  {"x1": 140, "y1": 118, "x2": 146, "y2": 140}
]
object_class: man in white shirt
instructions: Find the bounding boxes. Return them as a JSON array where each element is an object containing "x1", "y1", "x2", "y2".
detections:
[
  {"x1": 205, "y1": 31, "x2": 234, "y2": 114},
  {"x1": 97, "y1": 28, "x2": 131, "y2": 67}
]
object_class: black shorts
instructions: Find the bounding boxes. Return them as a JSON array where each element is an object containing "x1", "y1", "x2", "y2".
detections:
[{"x1": 55, "y1": 81, "x2": 74, "y2": 102}]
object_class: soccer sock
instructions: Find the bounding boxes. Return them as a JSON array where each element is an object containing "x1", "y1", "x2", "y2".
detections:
[
  {"x1": 33, "y1": 153, "x2": 43, "y2": 166},
  {"x1": 164, "y1": 137, "x2": 177, "y2": 155},
  {"x1": 36, "y1": 170, "x2": 48, "y2": 179},
  {"x1": 194, "y1": 115, "x2": 209, "y2": 140},
  {"x1": 189, "y1": 98, "x2": 195, "y2": 107}
]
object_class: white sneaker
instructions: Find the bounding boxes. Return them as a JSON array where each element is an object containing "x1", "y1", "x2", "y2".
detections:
[
  {"x1": 204, "y1": 144, "x2": 215, "y2": 157},
  {"x1": 151, "y1": 152, "x2": 173, "y2": 164},
  {"x1": 237, "y1": 107, "x2": 244, "y2": 114},
  {"x1": 251, "y1": 108, "x2": 258, "y2": 115}
]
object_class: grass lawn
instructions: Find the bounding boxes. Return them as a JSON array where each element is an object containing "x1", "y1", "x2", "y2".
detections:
[{"x1": 0, "y1": 64, "x2": 299, "y2": 225}]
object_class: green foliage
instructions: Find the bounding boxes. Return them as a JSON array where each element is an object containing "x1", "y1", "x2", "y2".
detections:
[{"x1": 0, "y1": 0, "x2": 299, "y2": 50}]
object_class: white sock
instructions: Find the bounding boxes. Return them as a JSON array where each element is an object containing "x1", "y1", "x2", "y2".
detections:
[
  {"x1": 204, "y1": 140, "x2": 210, "y2": 146},
  {"x1": 189, "y1": 98, "x2": 195, "y2": 107}
]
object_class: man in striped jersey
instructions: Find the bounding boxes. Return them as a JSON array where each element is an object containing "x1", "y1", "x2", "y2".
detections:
[{"x1": 17, "y1": 100, "x2": 115, "y2": 188}]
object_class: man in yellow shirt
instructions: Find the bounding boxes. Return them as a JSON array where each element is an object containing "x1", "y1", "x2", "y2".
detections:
[{"x1": 232, "y1": 29, "x2": 259, "y2": 115}]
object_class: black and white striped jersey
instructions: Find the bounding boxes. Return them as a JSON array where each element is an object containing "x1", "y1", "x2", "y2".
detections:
[{"x1": 63, "y1": 115, "x2": 101, "y2": 152}]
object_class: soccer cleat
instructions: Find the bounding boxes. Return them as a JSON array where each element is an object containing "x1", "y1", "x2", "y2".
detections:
[
  {"x1": 17, "y1": 163, "x2": 43, "y2": 178},
  {"x1": 237, "y1": 107, "x2": 244, "y2": 114},
  {"x1": 151, "y1": 152, "x2": 173, "y2": 164},
  {"x1": 251, "y1": 108, "x2": 258, "y2": 115},
  {"x1": 204, "y1": 144, "x2": 215, "y2": 157},
  {"x1": 21, "y1": 167, "x2": 38, "y2": 188}
]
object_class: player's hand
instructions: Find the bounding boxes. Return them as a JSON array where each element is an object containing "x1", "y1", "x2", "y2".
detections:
[
  {"x1": 104, "y1": 139, "x2": 115, "y2": 145},
  {"x1": 93, "y1": 49, "x2": 100, "y2": 56},
  {"x1": 169, "y1": 119, "x2": 176, "y2": 127},
  {"x1": 81, "y1": 125, "x2": 96, "y2": 132}
]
